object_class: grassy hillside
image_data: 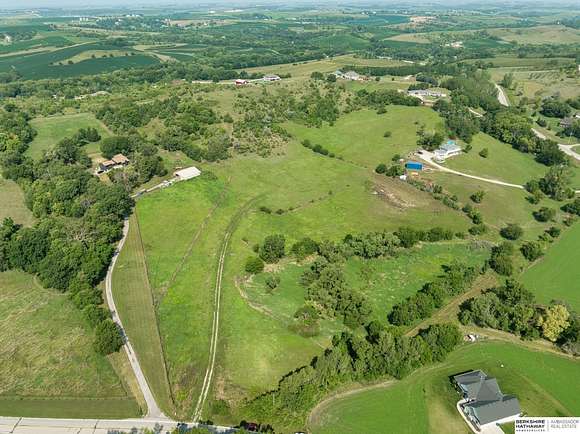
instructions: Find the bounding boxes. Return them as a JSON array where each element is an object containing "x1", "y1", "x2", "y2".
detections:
[
  {"x1": 522, "y1": 222, "x2": 580, "y2": 311},
  {"x1": 310, "y1": 341, "x2": 580, "y2": 434},
  {"x1": 27, "y1": 112, "x2": 111, "y2": 160},
  {"x1": 0, "y1": 270, "x2": 140, "y2": 418},
  {"x1": 0, "y1": 176, "x2": 34, "y2": 226}
]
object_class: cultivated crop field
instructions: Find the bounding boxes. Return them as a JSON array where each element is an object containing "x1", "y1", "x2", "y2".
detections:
[{"x1": 309, "y1": 341, "x2": 580, "y2": 434}]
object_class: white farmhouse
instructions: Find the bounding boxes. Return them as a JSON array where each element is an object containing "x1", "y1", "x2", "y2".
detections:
[{"x1": 174, "y1": 166, "x2": 201, "y2": 181}]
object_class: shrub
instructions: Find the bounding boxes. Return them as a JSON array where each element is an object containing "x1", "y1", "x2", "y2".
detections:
[
  {"x1": 265, "y1": 274, "x2": 281, "y2": 291},
  {"x1": 259, "y1": 234, "x2": 286, "y2": 263},
  {"x1": 375, "y1": 163, "x2": 387, "y2": 174},
  {"x1": 83, "y1": 304, "x2": 109, "y2": 327},
  {"x1": 245, "y1": 256, "x2": 264, "y2": 274},
  {"x1": 94, "y1": 319, "x2": 123, "y2": 355},
  {"x1": 291, "y1": 237, "x2": 319, "y2": 260},
  {"x1": 469, "y1": 224, "x2": 488, "y2": 235},
  {"x1": 385, "y1": 164, "x2": 404, "y2": 177},
  {"x1": 533, "y1": 207, "x2": 555, "y2": 222},
  {"x1": 562, "y1": 198, "x2": 580, "y2": 216},
  {"x1": 500, "y1": 224, "x2": 523, "y2": 240},
  {"x1": 383, "y1": 131, "x2": 392, "y2": 138},
  {"x1": 546, "y1": 226, "x2": 561, "y2": 238},
  {"x1": 520, "y1": 241, "x2": 543, "y2": 261},
  {"x1": 479, "y1": 148, "x2": 489, "y2": 158},
  {"x1": 470, "y1": 190, "x2": 485, "y2": 203},
  {"x1": 489, "y1": 242, "x2": 514, "y2": 276}
]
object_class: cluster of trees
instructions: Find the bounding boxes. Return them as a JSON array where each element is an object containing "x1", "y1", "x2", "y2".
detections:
[
  {"x1": 301, "y1": 139, "x2": 336, "y2": 158},
  {"x1": 459, "y1": 279, "x2": 580, "y2": 354},
  {"x1": 388, "y1": 262, "x2": 480, "y2": 326},
  {"x1": 246, "y1": 322, "x2": 463, "y2": 427},
  {"x1": 0, "y1": 107, "x2": 129, "y2": 355},
  {"x1": 355, "y1": 88, "x2": 421, "y2": 109},
  {"x1": 526, "y1": 166, "x2": 574, "y2": 201},
  {"x1": 100, "y1": 135, "x2": 168, "y2": 190},
  {"x1": 433, "y1": 100, "x2": 480, "y2": 143},
  {"x1": 442, "y1": 72, "x2": 500, "y2": 112},
  {"x1": 482, "y1": 110, "x2": 568, "y2": 166},
  {"x1": 540, "y1": 99, "x2": 572, "y2": 119}
]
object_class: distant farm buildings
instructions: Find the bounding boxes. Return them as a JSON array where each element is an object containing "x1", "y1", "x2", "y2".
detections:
[
  {"x1": 262, "y1": 74, "x2": 281, "y2": 82},
  {"x1": 408, "y1": 89, "x2": 447, "y2": 98},
  {"x1": 174, "y1": 166, "x2": 201, "y2": 181},
  {"x1": 434, "y1": 140, "x2": 462, "y2": 162},
  {"x1": 334, "y1": 70, "x2": 366, "y2": 81},
  {"x1": 97, "y1": 153, "x2": 130, "y2": 174},
  {"x1": 454, "y1": 370, "x2": 521, "y2": 430},
  {"x1": 235, "y1": 79, "x2": 249, "y2": 86}
]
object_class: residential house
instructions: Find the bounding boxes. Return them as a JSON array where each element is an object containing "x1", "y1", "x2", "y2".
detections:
[
  {"x1": 408, "y1": 89, "x2": 447, "y2": 98},
  {"x1": 453, "y1": 370, "x2": 521, "y2": 429},
  {"x1": 434, "y1": 140, "x2": 462, "y2": 162},
  {"x1": 96, "y1": 153, "x2": 130, "y2": 174},
  {"x1": 235, "y1": 79, "x2": 249, "y2": 86}
]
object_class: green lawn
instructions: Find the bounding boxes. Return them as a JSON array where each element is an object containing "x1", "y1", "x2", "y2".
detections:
[
  {"x1": 310, "y1": 341, "x2": 580, "y2": 434},
  {"x1": 522, "y1": 222, "x2": 580, "y2": 311},
  {"x1": 423, "y1": 172, "x2": 565, "y2": 241},
  {"x1": 285, "y1": 107, "x2": 444, "y2": 168},
  {"x1": 0, "y1": 176, "x2": 34, "y2": 226},
  {"x1": 111, "y1": 213, "x2": 175, "y2": 417},
  {"x1": 445, "y1": 133, "x2": 551, "y2": 186},
  {"x1": 26, "y1": 112, "x2": 111, "y2": 160},
  {"x1": 0, "y1": 270, "x2": 139, "y2": 417}
]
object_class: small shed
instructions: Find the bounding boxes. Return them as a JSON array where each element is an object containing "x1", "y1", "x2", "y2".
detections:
[
  {"x1": 174, "y1": 166, "x2": 201, "y2": 181},
  {"x1": 405, "y1": 161, "x2": 423, "y2": 171}
]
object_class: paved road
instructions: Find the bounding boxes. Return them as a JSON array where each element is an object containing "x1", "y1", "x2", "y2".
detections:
[
  {"x1": 494, "y1": 83, "x2": 510, "y2": 107},
  {"x1": 105, "y1": 220, "x2": 167, "y2": 420},
  {"x1": 559, "y1": 143, "x2": 580, "y2": 162},
  {"x1": 0, "y1": 417, "x2": 235, "y2": 434},
  {"x1": 416, "y1": 151, "x2": 524, "y2": 189}
]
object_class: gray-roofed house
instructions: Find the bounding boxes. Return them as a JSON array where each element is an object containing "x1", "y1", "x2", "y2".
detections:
[
  {"x1": 434, "y1": 140, "x2": 462, "y2": 162},
  {"x1": 453, "y1": 370, "x2": 521, "y2": 429}
]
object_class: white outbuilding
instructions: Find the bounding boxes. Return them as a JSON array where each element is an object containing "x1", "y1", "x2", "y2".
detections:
[{"x1": 174, "y1": 166, "x2": 201, "y2": 181}]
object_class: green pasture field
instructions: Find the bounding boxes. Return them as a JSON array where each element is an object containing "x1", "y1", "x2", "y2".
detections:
[
  {"x1": 131, "y1": 134, "x2": 472, "y2": 417},
  {"x1": 0, "y1": 176, "x2": 34, "y2": 226},
  {"x1": 242, "y1": 54, "x2": 405, "y2": 80},
  {"x1": 423, "y1": 172, "x2": 564, "y2": 241},
  {"x1": 444, "y1": 132, "x2": 559, "y2": 186},
  {"x1": 0, "y1": 270, "x2": 138, "y2": 417},
  {"x1": 243, "y1": 241, "x2": 489, "y2": 334},
  {"x1": 111, "y1": 213, "x2": 175, "y2": 416},
  {"x1": 488, "y1": 25, "x2": 580, "y2": 45},
  {"x1": 0, "y1": 35, "x2": 73, "y2": 55},
  {"x1": 284, "y1": 107, "x2": 444, "y2": 168},
  {"x1": 0, "y1": 397, "x2": 140, "y2": 419},
  {"x1": 464, "y1": 56, "x2": 575, "y2": 69},
  {"x1": 522, "y1": 222, "x2": 580, "y2": 312},
  {"x1": 26, "y1": 112, "x2": 111, "y2": 160},
  {"x1": 489, "y1": 69, "x2": 580, "y2": 101},
  {"x1": 309, "y1": 341, "x2": 580, "y2": 434}
]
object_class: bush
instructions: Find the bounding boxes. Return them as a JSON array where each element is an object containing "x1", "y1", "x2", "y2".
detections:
[
  {"x1": 469, "y1": 224, "x2": 488, "y2": 235},
  {"x1": 245, "y1": 256, "x2": 264, "y2": 274},
  {"x1": 375, "y1": 163, "x2": 387, "y2": 174},
  {"x1": 562, "y1": 198, "x2": 580, "y2": 216},
  {"x1": 83, "y1": 304, "x2": 109, "y2": 327},
  {"x1": 265, "y1": 274, "x2": 281, "y2": 291},
  {"x1": 479, "y1": 148, "x2": 489, "y2": 158},
  {"x1": 291, "y1": 237, "x2": 319, "y2": 260},
  {"x1": 385, "y1": 164, "x2": 404, "y2": 177},
  {"x1": 533, "y1": 207, "x2": 555, "y2": 222},
  {"x1": 383, "y1": 131, "x2": 392, "y2": 138},
  {"x1": 500, "y1": 224, "x2": 523, "y2": 240},
  {"x1": 489, "y1": 242, "x2": 514, "y2": 276},
  {"x1": 520, "y1": 241, "x2": 543, "y2": 261},
  {"x1": 259, "y1": 234, "x2": 286, "y2": 263},
  {"x1": 546, "y1": 226, "x2": 561, "y2": 238},
  {"x1": 470, "y1": 190, "x2": 485, "y2": 203},
  {"x1": 94, "y1": 319, "x2": 123, "y2": 355}
]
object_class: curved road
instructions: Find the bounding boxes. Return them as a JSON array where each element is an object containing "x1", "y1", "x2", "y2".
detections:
[{"x1": 494, "y1": 83, "x2": 510, "y2": 107}]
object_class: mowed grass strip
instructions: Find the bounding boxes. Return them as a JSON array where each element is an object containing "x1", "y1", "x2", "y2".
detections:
[
  {"x1": 0, "y1": 397, "x2": 140, "y2": 419},
  {"x1": 0, "y1": 271, "x2": 128, "y2": 399},
  {"x1": 26, "y1": 112, "x2": 111, "y2": 160},
  {"x1": 112, "y1": 213, "x2": 174, "y2": 416},
  {"x1": 522, "y1": 222, "x2": 580, "y2": 311},
  {"x1": 310, "y1": 341, "x2": 580, "y2": 434}
]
